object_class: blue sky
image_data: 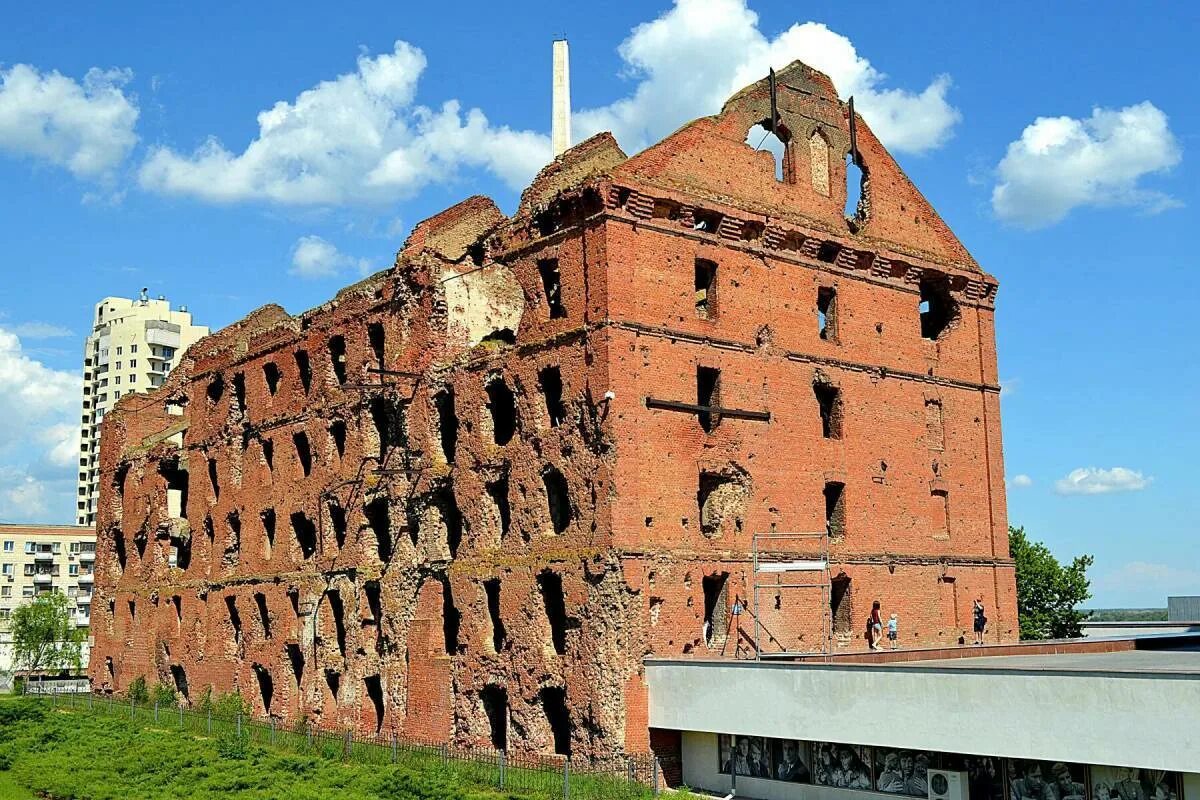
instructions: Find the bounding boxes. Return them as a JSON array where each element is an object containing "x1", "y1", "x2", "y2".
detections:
[{"x1": 0, "y1": 1, "x2": 1195, "y2": 606}]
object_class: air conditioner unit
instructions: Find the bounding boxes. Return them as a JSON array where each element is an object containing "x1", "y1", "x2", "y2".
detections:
[{"x1": 928, "y1": 770, "x2": 969, "y2": 800}]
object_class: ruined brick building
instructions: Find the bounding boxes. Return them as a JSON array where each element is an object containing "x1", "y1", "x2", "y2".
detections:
[{"x1": 89, "y1": 62, "x2": 1015, "y2": 759}]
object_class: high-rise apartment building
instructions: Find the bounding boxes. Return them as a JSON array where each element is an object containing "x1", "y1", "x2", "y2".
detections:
[{"x1": 75, "y1": 293, "x2": 208, "y2": 526}]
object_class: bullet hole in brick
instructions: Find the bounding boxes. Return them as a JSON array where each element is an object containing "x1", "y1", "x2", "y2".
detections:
[
  {"x1": 432, "y1": 387, "x2": 458, "y2": 464},
  {"x1": 824, "y1": 481, "x2": 846, "y2": 542},
  {"x1": 702, "y1": 572, "x2": 729, "y2": 646},
  {"x1": 325, "y1": 669, "x2": 341, "y2": 703},
  {"x1": 441, "y1": 575, "x2": 461, "y2": 655},
  {"x1": 817, "y1": 241, "x2": 841, "y2": 263},
  {"x1": 537, "y1": 570, "x2": 568, "y2": 655},
  {"x1": 114, "y1": 527, "x2": 127, "y2": 571},
  {"x1": 206, "y1": 374, "x2": 224, "y2": 404},
  {"x1": 538, "y1": 366, "x2": 566, "y2": 427},
  {"x1": 485, "y1": 578, "x2": 507, "y2": 652},
  {"x1": 485, "y1": 377, "x2": 517, "y2": 446},
  {"x1": 254, "y1": 592, "x2": 271, "y2": 638},
  {"x1": 364, "y1": 674, "x2": 384, "y2": 734},
  {"x1": 262, "y1": 438, "x2": 274, "y2": 471},
  {"x1": 925, "y1": 398, "x2": 945, "y2": 451},
  {"x1": 291, "y1": 511, "x2": 317, "y2": 559},
  {"x1": 224, "y1": 511, "x2": 241, "y2": 566},
  {"x1": 692, "y1": 208, "x2": 723, "y2": 233},
  {"x1": 438, "y1": 487, "x2": 463, "y2": 558},
  {"x1": 253, "y1": 663, "x2": 274, "y2": 715},
  {"x1": 696, "y1": 366, "x2": 721, "y2": 433},
  {"x1": 542, "y1": 466, "x2": 571, "y2": 535},
  {"x1": 817, "y1": 286, "x2": 838, "y2": 341},
  {"x1": 328, "y1": 335, "x2": 347, "y2": 385},
  {"x1": 831, "y1": 574, "x2": 852, "y2": 635},
  {"x1": 814, "y1": 382, "x2": 843, "y2": 439},
  {"x1": 537, "y1": 258, "x2": 566, "y2": 319},
  {"x1": 876, "y1": 322, "x2": 884, "y2": 335},
  {"x1": 294, "y1": 349, "x2": 312, "y2": 394},
  {"x1": 698, "y1": 468, "x2": 750, "y2": 539},
  {"x1": 293, "y1": 431, "x2": 312, "y2": 477},
  {"x1": 170, "y1": 664, "x2": 189, "y2": 701},
  {"x1": 225, "y1": 595, "x2": 242, "y2": 645},
  {"x1": 207, "y1": 456, "x2": 220, "y2": 500},
  {"x1": 486, "y1": 475, "x2": 511, "y2": 540},
  {"x1": 263, "y1": 361, "x2": 281, "y2": 396},
  {"x1": 232, "y1": 372, "x2": 247, "y2": 414},
  {"x1": 367, "y1": 322, "x2": 386, "y2": 370},
  {"x1": 286, "y1": 643, "x2": 304, "y2": 685},
  {"x1": 645, "y1": 516, "x2": 654, "y2": 527},
  {"x1": 919, "y1": 276, "x2": 958, "y2": 340},
  {"x1": 540, "y1": 686, "x2": 571, "y2": 756},
  {"x1": 694, "y1": 259, "x2": 717, "y2": 319},
  {"x1": 326, "y1": 589, "x2": 347, "y2": 657},
  {"x1": 328, "y1": 502, "x2": 347, "y2": 549},
  {"x1": 261, "y1": 508, "x2": 275, "y2": 559},
  {"x1": 480, "y1": 684, "x2": 508, "y2": 750},
  {"x1": 365, "y1": 496, "x2": 391, "y2": 560}
]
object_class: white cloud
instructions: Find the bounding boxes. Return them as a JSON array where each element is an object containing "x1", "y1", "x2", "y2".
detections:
[
  {"x1": 575, "y1": 1, "x2": 960, "y2": 156},
  {"x1": 1009, "y1": 474, "x2": 1033, "y2": 488},
  {"x1": 0, "y1": 468, "x2": 50, "y2": 520},
  {"x1": 1000, "y1": 378, "x2": 1018, "y2": 397},
  {"x1": 992, "y1": 102, "x2": 1181, "y2": 228},
  {"x1": 139, "y1": 41, "x2": 551, "y2": 206},
  {"x1": 0, "y1": 64, "x2": 138, "y2": 179},
  {"x1": 289, "y1": 235, "x2": 375, "y2": 279},
  {"x1": 7, "y1": 321, "x2": 72, "y2": 339},
  {"x1": 1054, "y1": 467, "x2": 1150, "y2": 496}
]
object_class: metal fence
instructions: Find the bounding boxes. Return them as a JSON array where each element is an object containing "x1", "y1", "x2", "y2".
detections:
[{"x1": 29, "y1": 690, "x2": 659, "y2": 800}]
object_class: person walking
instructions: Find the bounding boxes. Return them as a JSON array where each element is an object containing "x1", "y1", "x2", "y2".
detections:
[
  {"x1": 887, "y1": 613, "x2": 899, "y2": 649},
  {"x1": 973, "y1": 597, "x2": 987, "y2": 645},
  {"x1": 870, "y1": 600, "x2": 884, "y2": 651}
]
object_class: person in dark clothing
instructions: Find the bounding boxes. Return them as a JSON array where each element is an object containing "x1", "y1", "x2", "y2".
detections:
[{"x1": 973, "y1": 597, "x2": 987, "y2": 645}]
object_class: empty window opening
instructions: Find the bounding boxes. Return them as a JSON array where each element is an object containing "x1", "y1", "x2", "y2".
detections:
[
  {"x1": 292, "y1": 431, "x2": 312, "y2": 477},
  {"x1": 433, "y1": 388, "x2": 458, "y2": 464},
  {"x1": 696, "y1": 366, "x2": 721, "y2": 433},
  {"x1": 542, "y1": 467, "x2": 571, "y2": 535},
  {"x1": 538, "y1": 570, "x2": 568, "y2": 655},
  {"x1": 747, "y1": 121, "x2": 790, "y2": 182},
  {"x1": 261, "y1": 508, "x2": 275, "y2": 559},
  {"x1": 364, "y1": 674, "x2": 385, "y2": 734},
  {"x1": 291, "y1": 511, "x2": 317, "y2": 559},
  {"x1": 321, "y1": 424, "x2": 343, "y2": 465},
  {"x1": 203, "y1": 514, "x2": 214, "y2": 545},
  {"x1": 831, "y1": 575, "x2": 852, "y2": 635},
  {"x1": 814, "y1": 383, "x2": 843, "y2": 439},
  {"x1": 485, "y1": 377, "x2": 517, "y2": 446},
  {"x1": 441, "y1": 576, "x2": 460, "y2": 656},
  {"x1": 263, "y1": 362, "x2": 281, "y2": 396},
  {"x1": 262, "y1": 438, "x2": 274, "y2": 471},
  {"x1": 114, "y1": 528, "x2": 127, "y2": 571},
  {"x1": 253, "y1": 664, "x2": 274, "y2": 716},
  {"x1": 324, "y1": 670, "x2": 341, "y2": 704},
  {"x1": 365, "y1": 580, "x2": 383, "y2": 624},
  {"x1": 367, "y1": 322, "x2": 386, "y2": 369},
  {"x1": 328, "y1": 502, "x2": 347, "y2": 549},
  {"x1": 698, "y1": 470, "x2": 748, "y2": 539},
  {"x1": 467, "y1": 241, "x2": 486, "y2": 266},
  {"x1": 540, "y1": 687, "x2": 571, "y2": 756},
  {"x1": 486, "y1": 476, "x2": 511, "y2": 540},
  {"x1": 326, "y1": 589, "x2": 347, "y2": 657},
  {"x1": 114, "y1": 463, "x2": 130, "y2": 501},
  {"x1": 133, "y1": 528, "x2": 148, "y2": 560},
  {"x1": 810, "y1": 130, "x2": 831, "y2": 196},
  {"x1": 254, "y1": 592, "x2": 271, "y2": 638},
  {"x1": 207, "y1": 457, "x2": 220, "y2": 501},
  {"x1": 365, "y1": 496, "x2": 391, "y2": 561},
  {"x1": 824, "y1": 481, "x2": 846, "y2": 542},
  {"x1": 224, "y1": 511, "x2": 241, "y2": 565},
  {"x1": 781, "y1": 230, "x2": 806, "y2": 252},
  {"x1": 172, "y1": 595, "x2": 183, "y2": 626},
  {"x1": 694, "y1": 259, "x2": 717, "y2": 319},
  {"x1": 817, "y1": 287, "x2": 837, "y2": 341},
  {"x1": 537, "y1": 258, "x2": 566, "y2": 319},
  {"x1": 232, "y1": 372, "x2": 247, "y2": 414},
  {"x1": 160, "y1": 460, "x2": 189, "y2": 520},
  {"x1": 919, "y1": 277, "x2": 958, "y2": 340},
  {"x1": 438, "y1": 488, "x2": 463, "y2": 558},
  {"x1": 692, "y1": 208, "x2": 724, "y2": 233},
  {"x1": 128, "y1": 599, "x2": 136, "y2": 623},
  {"x1": 817, "y1": 241, "x2": 841, "y2": 264},
  {"x1": 170, "y1": 664, "x2": 189, "y2": 702},
  {"x1": 651, "y1": 198, "x2": 681, "y2": 219},
  {"x1": 328, "y1": 335, "x2": 347, "y2": 385},
  {"x1": 485, "y1": 579, "x2": 507, "y2": 652},
  {"x1": 845, "y1": 155, "x2": 869, "y2": 222},
  {"x1": 481, "y1": 685, "x2": 508, "y2": 751},
  {"x1": 702, "y1": 573, "x2": 730, "y2": 646},
  {"x1": 286, "y1": 643, "x2": 304, "y2": 685},
  {"x1": 925, "y1": 398, "x2": 945, "y2": 451},
  {"x1": 294, "y1": 349, "x2": 312, "y2": 394},
  {"x1": 225, "y1": 596, "x2": 242, "y2": 646},
  {"x1": 539, "y1": 366, "x2": 567, "y2": 427},
  {"x1": 206, "y1": 374, "x2": 224, "y2": 405}
]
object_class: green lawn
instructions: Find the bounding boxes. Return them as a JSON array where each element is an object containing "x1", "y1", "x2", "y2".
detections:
[{"x1": 0, "y1": 696, "x2": 654, "y2": 800}]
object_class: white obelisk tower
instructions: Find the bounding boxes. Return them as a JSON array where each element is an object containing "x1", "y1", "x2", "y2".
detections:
[{"x1": 552, "y1": 38, "x2": 571, "y2": 157}]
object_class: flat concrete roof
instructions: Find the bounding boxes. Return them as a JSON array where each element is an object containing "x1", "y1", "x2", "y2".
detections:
[{"x1": 900, "y1": 646, "x2": 1200, "y2": 675}]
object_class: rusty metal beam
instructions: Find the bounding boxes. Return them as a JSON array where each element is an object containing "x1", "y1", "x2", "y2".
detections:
[{"x1": 644, "y1": 397, "x2": 771, "y2": 422}]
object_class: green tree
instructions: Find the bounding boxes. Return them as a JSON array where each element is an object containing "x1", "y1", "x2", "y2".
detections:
[
  {"x1": 10, "y1": 591, "x2": 84, "y2": 673},
  {"x1": 1009, "y1": 525, "x2": 1094, "y2": 640}
]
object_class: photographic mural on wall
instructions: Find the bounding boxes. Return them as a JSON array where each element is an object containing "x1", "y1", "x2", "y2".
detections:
[
  {"x1": 945, "y1": 755, "x2": 1006, "y2": 800},
  {"x1": 814, "y1": 742, "x2": 872, "y2": 790},
  {"x1": 718, "y1": 734, "x2": 772, "y2": 779},
  {"x1": 772, "y1": 739, "x2": 811, "y2": 783},
  {"x1": 1092, "y1": 767, "x2": 1181, "y2": 800},
  {"x1": 875, "y1": 749, "x2": 935, "y2": 795},
  {"x1": 1009, "y1": 761, "x2": 1088, "y2": 800}
]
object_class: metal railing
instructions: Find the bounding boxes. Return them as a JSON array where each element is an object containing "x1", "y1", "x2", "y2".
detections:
[{"x1": 27, "y1": 689, "x2": 659, "y2": 800}]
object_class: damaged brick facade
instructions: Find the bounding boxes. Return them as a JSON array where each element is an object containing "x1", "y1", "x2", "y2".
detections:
[{"x1": 89, "y1": 62, "x2": 1016, "y2": 759}]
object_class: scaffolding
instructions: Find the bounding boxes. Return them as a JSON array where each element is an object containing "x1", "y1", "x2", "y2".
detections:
[{"x1": 750, "y1": 531, "x2": 831, "y2": 661}]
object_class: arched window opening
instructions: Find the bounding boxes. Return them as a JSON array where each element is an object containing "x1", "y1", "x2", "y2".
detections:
[{"x1": 746, "y1": 121, "x2": 792, "y2": 183}]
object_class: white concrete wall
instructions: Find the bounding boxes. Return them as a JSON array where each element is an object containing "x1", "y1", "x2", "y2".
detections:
[{"x1": 648, "y1": 661, "x2": 1200, "y2": 773}]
